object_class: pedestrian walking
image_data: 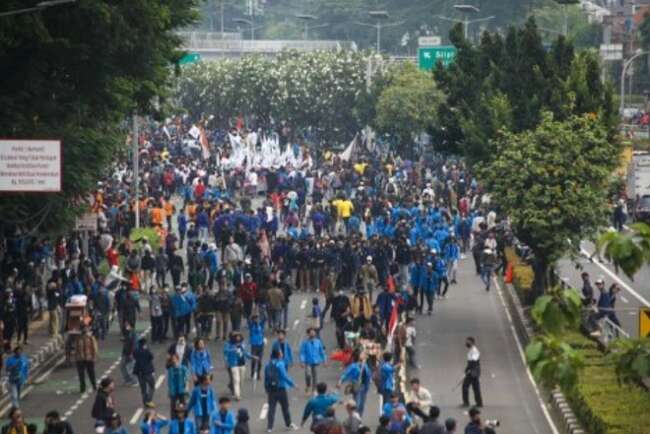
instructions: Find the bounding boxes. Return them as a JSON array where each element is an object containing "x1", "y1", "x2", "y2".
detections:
[
  {"x1": 167, "y1": 353, "x2": 191, "y2": 411},
  {"x1": 133, "y1": 337, "x2": 156, "y2": 407},
  {"x1": 74, "y1": 326, "x2": 98, "y2": 393},
  {"x1": 187, "y1": 375, "x2": 216, "y2": 430},
  {"x1": 210, "y1": 397, "x2": 236, "y2": 434},
  {"x1": 337, "y1": 350, "x2": 371, "y2": 416},
  {"x1": 247, "y1": 313, "x2": 265, "y2": 380},
  {"x1": 461, "y1": 337, "x2": 483, "y2": 408},
  {"x1": 234, "y1": 408, "x2": 250, "y2": 434},
  {"x1": 91, "y1": 378, "x2": 116, "y2": 430},
  {"x1": 189, "y1": 338, "x2": 214, "y2": 382},
  {"x1": 120, "y1": 322, "x2": 138, "y2": 386},
  {"x1": 43, "y1": 410, "x2": 75, "y2": 434},
  {"x1": 168, "y1": 404, "x2": 197, "y2": 434},
  {"x1": 5, "y1": 346, "x2": 29, "y2": 408},
  {"x1": 270, "y1": 330, "x2": 293, "y2": 370},
  {"x1": 139, "y1": 410, "x2": 169, "y2": 434},
  {"x1": 223, "y1": 332, "x2": 254, "y2": 400},
  {"x1": 300, "y1": 382, "x2": 340, "y2": 427},
  {"x1": 299, "y1": 327, "x2": 327, "y2": 395},
  {"x1": 171, "y1": 284, "x2": 196, "y2": 339},
  {"x1": 264, "y1": 349, "x2": 298, "y2": 432}
]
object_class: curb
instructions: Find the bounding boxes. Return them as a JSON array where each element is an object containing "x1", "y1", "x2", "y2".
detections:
[{"x1": 500, "y1": 281, "x2": 586, "y2": 434}]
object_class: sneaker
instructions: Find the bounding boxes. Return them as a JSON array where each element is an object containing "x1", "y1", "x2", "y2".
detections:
[
  {"x1": 288, "y1": 424, "x2": 299, "y2": 431},
  {"x1": 145, "y1": 402, "x2": 156, "y2": 408},
  {"x1": 267, "y1": 430, "x2": 272, "y2": 433}
]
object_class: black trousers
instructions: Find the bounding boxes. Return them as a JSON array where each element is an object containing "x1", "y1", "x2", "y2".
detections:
[
  {"x1": 267, "y1": 388, "x2": 292, "y2": 430},
  {"x1": 76, "y1": 360, "x2": 97, "y2": 392},
  {"x1": 462, "y1": 375, "x2": 483, "y2": 406}
]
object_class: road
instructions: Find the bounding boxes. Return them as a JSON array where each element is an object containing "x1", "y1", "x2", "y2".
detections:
[
  {"x1": 8, "y1": 257, "x2": 558, "y2": 434},
  {"x1": 557, "y1": 240, "x2": 650, "y2": 338}
]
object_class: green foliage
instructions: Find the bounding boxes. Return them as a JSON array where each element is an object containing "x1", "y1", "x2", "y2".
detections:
[
  {"x1": 562, "y1": 333, "x2": 650, "y2": 434},
  {"x1": 526, "y1": 335, "x2": 584, "y2": 390},
  {"x1": 130, "y1": 228, "x2": 162, "y2": 254},
  {"x1": 530, "y1": 287, "x2": 582, "y2": 335},
  {"x1": 532, "y1": 3, "x2": 602, "y2": 48},
  {"x1": 176, "y1": 50, "x2": 387, "y2": 144},
  {"x1": 480, "y1": 113, "x2": 619, "y2": 273},
  {"x1": 0, "y1": 0, "x2": 199, "y2": 232},
  {"x1": 374, "y1": 63, "x2": 443, "y2": 153},
  {"x1": 598, "y1": 222, "x2": 650, "y2": 279},
  {"x1": 433, "y1": 18, "x2": 616, "y2": 164},
  {"x1": 608, "y1": 338, "x2": 650, "y2": 385}
]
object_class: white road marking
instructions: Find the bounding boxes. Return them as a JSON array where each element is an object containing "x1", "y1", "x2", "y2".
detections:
[
  {"x1": 621, "y1": 296, "x2": 629, "y2": 304},
  {"x1": 259, "y1": 403, "x2": 269, "y2": 420},
  {"x1": 300, "y1": 300, "x2": 307, "y2": 310},
  {"x1": 155, "y1": 374, "x2": 166, "y2": 389},
  {"x1": 130, "y1": 408, "x2": 144, "y2": 425},
  {"x1": 292, "y1": 319, "x2": 300, "y2": 330},
  {"x1": 580, "y1": 247, "x2": 650, "y2": 307},
  {"x1": 629, "y1": 311, "x2": 638, "y2": 315},
  {"x1": 494, "y1": 281, "x2": 560, "y2": 434}
]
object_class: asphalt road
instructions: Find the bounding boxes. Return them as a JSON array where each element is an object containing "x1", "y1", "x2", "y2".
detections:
[
  {"x1": 7, "y1": 257, "x2": 558, "y2": 434},
  {"x1": 557, "y1": 240, "x2": 650, "y2": 339}
]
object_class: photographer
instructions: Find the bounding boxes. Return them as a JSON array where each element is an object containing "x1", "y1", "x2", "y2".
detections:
[{"x1": 464, "y1": 407, "x2": 497, "y2": 434}]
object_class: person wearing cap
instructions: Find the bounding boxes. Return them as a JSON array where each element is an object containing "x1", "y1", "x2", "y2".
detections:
[{"x1": 359, "y1": 256, "x2": 379, "y2": 302}]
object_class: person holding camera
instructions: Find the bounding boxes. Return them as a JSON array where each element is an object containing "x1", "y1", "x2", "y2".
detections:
[
  {"x1": 461, "y1": 337, "x2": 483, "y2": 408},
  {"x1": 465, "y1": 407, "x2": 498, "y2": 434}
]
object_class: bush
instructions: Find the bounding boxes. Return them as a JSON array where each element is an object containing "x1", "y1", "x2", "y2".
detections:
[
  {"x1": 96, "y1": 227, "x2": 162, "y2": 276},
  {"x1": 563, "y1": 333, "x2": 650, "y2": 434}
]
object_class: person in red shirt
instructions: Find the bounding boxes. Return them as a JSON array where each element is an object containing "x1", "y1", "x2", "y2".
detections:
[
  {"x1": 106, "y1": 244, "x2": 120, "y2": 268},
  {"x1": 237, "y1": 273, "x2": 257, "y2": 319},
  {"x1": 194, "y1": 180, "x2": 206, "y2": 201}
]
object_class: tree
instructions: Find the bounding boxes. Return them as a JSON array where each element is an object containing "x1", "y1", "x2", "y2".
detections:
[
  {"x1": 480, "y1": 112, "x2": 620, "y2": 295},
  {"x1": 374, "y1": 62, "x2": 443, "y2": 155},
  {"x1": 0, "y1": 0, "x2": 199, "y2": 232}
]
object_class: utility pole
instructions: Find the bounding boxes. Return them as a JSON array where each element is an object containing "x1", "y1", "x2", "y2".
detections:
[
  {"x1": 436, "y1": 5, "x2": 494, "y2": 42},
  {"x1": 357, "y1": 11, "x2": 404, "y2": 53},
  {"x1": 133, "y1": 114, "x2": 140, "y2": 229},
  {"x1": 220, "y1": 0, "x2": 225, "y2": 36},
  {"x1": 620, "y1": 51, "x2": 650, "y2": 116}
]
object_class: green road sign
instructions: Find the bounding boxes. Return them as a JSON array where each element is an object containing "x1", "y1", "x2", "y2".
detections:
[
  {"x1": 418, "y1": 46, "x2": 457, "y2": 70},
  {"x1": 179, "y1": 52, "x2": 201, "y2": 65}
]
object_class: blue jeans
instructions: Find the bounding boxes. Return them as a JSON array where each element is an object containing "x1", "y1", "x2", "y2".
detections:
[
  {"x1": 481, "y1": 265, "x2": 494, "y2": 290},
  {"x1": 9, "y1": 382, "x2": 21, "y2": 408},
  {"x1": 355, "y1": 385, "x2": 369, "y2": 416}
]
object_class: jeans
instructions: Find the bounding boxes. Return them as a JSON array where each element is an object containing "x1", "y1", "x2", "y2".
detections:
[
  {"x1": 137, "y1": 372, "x2": 156, "y2": 404},
  {"x1": 281, "y1": 306, "x2": 288, "y2": 329},
  {"x1": 9, "y1": 382, "x2": 21, "y2": 408},
  {"x1": 269, "y1": 308, "x2": 281, "y2": 330},
  {"x1": 151, "y1": 316, "x2": 164, "y2": 342},
  {"x1": 174, "y1": 315, "x2": 191, "y2": 338},
  {"x1": 481, "y1": 265, "x2": 494, "y2": 291},
  {"x1": 304, "y1": 364, "x2": 318, "y2": 388},
  {"x1": 77, "y1": 360, "x2": 97, "y2": 392},
  {"x1": 197, "y1": 315, "x2": 212, "y2": 338},
  {"x1": 355, "y1": 385, "x2": 369, "y2": 416},
  {"x1": 267, "y1": 388, "x2": 292, "y2": 430},
  {"x1": 120, "y1": 357, "x2": 136, "y2": 384},
  {"x1": 251, "y1": 345, "x2": 264, "y2": 379}
]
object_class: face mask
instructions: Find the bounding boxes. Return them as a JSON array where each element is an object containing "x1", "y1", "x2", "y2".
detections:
[{"x1": 466, "y1": 343, "x2": 471, "y2": 348}]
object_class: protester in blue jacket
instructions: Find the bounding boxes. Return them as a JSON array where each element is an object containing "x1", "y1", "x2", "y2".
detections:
[
  {"x1": 189, "y1": 338, "x2": 213, "y2": 380},
  {"x1": 420, "y1": 262, "x2": 439, "y2": 315},
  {"x1": 378, "y1": 352, "x2": 397, "y2": 404},
  {"x1": 300, "y1": 382, "x2": 340, "y2": 426},
  {"x1": 264, "y1": 349, "x2": 298, "y2": 432},
  {"x1": 223, "y1": 332, "x2": 254, "y2": 400},
  {"x1": 247, "y1": 314, "x2": 265, "y2": 379},
  {"x1": 299, "y1": 327, "x2": 327, "y2": 395},
  {"x1": 210, "y1": 397, "x2": 236, "y2": 434},
  {"x1": 270, "y1": 329, "x2": 293, "y2": 369},
  {"x1": 187, "y1": 375, "x2": 217, "y2": 430},
  {"x1": 139, "y1": 410, "x2": 169, "y2": 434},
  {"x1": 5, "y1": 346, "x2": 30, "y2": 408},
  {"x1": 337, "y1": 350, "x2": 372, "y2": 415},
  {"x1": 168, "y1": 405, "x2": 197, "y2": 434},
  {"x1": 167, "y1": 353, "x2": 191, "y2": 411},
  {"x1": 170, "y1": 285, "x2": 196, "y2": 338}
]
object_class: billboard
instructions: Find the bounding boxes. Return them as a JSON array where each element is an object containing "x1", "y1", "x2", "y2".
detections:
[{"x1": 0, "y1": 140, "x2": 62, "y2": 192}]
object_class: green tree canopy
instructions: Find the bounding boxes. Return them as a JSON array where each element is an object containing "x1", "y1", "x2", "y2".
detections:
[
  {"x1": 0, "y1": 0, "x2": 199, "y2": 232},
  {"x1": 374, "y1": 62, "x2": 443, "y2": 155}
]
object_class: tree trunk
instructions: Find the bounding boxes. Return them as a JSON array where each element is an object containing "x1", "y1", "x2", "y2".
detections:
[{"x1": 531, "y1": 257, "x2": 549, "y2": 303}]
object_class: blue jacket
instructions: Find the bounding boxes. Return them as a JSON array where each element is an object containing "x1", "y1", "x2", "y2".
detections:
[
  {"x1": 375, "y1": 291, "x2": 394, "y2": 320},
  {"x1": 409, "y1": 263, "x2": 425, "y2": 288},
  {"x1": 299, "y1": 338, "x2": 326, "y2": 366},
  {"x1": 271, "y1": 340, "x2": 293, "y2": 367},
  {"x1": 339, "y1": 362, "x2": 371, "y2": 388},
  {"x1": 248, "y1": 319, "x2": 265, "y2": 347},
  {"x1": 167, "y1": 364, "x2": 191, "y2": 397},
  {"x1": 264, "y1": 359, "x2": 295, "y2": 390},
  {"x1": 444, "y1": 242, "x2": 460, "y2": 262},
  {"x1": 178, "y1": 214, "x2": 188, "y2": 234},
  {"x1": 223, "y1": 342, "x2": 252, "y2": 368},
  {"x1": 420, "y1": 268, "x2": 439, "y2": 294},
  {"x1": 433, "y1": 258, "x2": 447, "y2": 278},
  {"x1": 171, "y1": 291, "x2": 197, "y2": 318},
  {"x1": 168, "y1": 419, "x2": 197, "y2": 434},
  {"x1": 210, "y1": 409, "x2": 236, "y2": 434},
  {"x1": 187, "y1": 386, "x2": 217, "y2": 417},
  {"x1": 189, "y1": 349, "x2": 213, "y2": 376},
  {"x1": 139, "y1": 419, "x2": 169, "y2": 434},
  {"x1": 301, "y1": 393, "x2": 340, "y2": 423},
  {"x1": 379, "y1": 362, "x2": 395, "y2": 393},
  {"x1": 5, "y1": 354, "x2": 29, "y2": 385},
  {"x1": 382, "y1": 402, "x2": 412, "y2": 424}
]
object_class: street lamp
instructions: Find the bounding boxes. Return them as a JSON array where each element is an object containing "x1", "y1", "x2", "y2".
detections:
[
  {"x1": 295, "y1": 13, "x2": 316, "y2": 40},
  {"x1": 0, "y1": 0, "x2": 76, "y2": 18},
  {"x1": 436, "y1": 4, "x2": 494, "y2": 41},
  {"x1": 234, "y1": 17, "x2": 255, "y2": 41},
  {"x1": 356, "y1": 11, "x2": 404, "y2": 53},
  {"x1": 620, "y1": 50, "x2": 650, "y2": 117}
]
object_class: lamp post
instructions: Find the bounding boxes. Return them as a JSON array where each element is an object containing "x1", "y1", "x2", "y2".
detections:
[
  {"x1": 436, "y1": 4, "x2": 494, "y2": 41},
  {"x1": 356, "y1": 11, "x2": 404, "y2": 53},
  {"x1": 620, "y1": 50, "x2": 650, "y2": 117},
  {"x1": 0, "y1": 0, "x2": 76, "y2": 18},
  {"x1": 295, "y1": 13, "x2": 316, "y2": 40}
]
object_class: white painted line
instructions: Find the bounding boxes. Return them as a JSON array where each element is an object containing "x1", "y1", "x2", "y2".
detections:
[
  {"x1": 259, "y1": 403, "x2": 269, "y2": 420},
  {"x1": 155, "y1": 374, "x2": 166, "y2": 389},
  {"x1": 580, "y1": 247, "x2": 650, "y2": 307},
  {"x1": 130, "y1": 408, "x2": 144, "y2": 425},
  {"x1": 495, "y1": 281, "x2": 560, "y2": 434},
  {"x1": 300, "y1": 300, "x2": 307, "y2": 310},
  {"x1": 292, "y1": 319, "x2": 300, "y2": 330},
  {"x1": 33, "y1": 356, "x2": 66, "y2": 383},
  {"x1": 621, "y1": 296, "x2": 629, "y2": 304}
]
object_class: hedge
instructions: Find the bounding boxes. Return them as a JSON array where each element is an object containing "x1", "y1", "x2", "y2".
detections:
[
  {"x1": 97, "y1": 227, "x2": 162, "y2": 276},
  {"x1": 563, "y1": 333, "x2": 650, "y2": 434}
]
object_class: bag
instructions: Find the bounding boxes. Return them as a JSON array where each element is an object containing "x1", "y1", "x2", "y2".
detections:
[
  {"x1": 504, "y1": 263, "x2": 514, "y2": 284},
  {"x1": 265, "y1": 362, "x2": 280, "y2": 391}
]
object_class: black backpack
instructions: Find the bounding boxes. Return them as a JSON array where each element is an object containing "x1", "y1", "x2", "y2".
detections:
[{"x1": 265, "y1": 362, "x2": 280, "y2": 392}]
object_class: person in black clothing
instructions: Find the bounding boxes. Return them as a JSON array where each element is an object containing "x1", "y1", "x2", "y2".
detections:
[
  {"x1": 133, "y1": 337, "x2": 156, "y2": 407},
  {"x1": 14, "y1": 282, "x2": 32, "y2": 345},
  {"x1": 234, "y1": 408, "x2": 250, "y2": 434},
  {"x1": 461, "y1": 337, "x2": 483, "y2": 408},
  {"x1": 91, "y1": 378, "x2": 115, "y2": 429},
  {"x1": 43, "y1": 410, "x2": 75, "y2": 434}
]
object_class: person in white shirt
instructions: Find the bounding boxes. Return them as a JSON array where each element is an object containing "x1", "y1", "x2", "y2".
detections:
[
  {"x1": 405, "y1": 378, "x2": 433, "y2": 422},
  {"x1": 404, "y1": 317, "x2": 418, "y2": 369},
  {"x1": 462, "y1": 337, "x2": 483, "y2": 407}
]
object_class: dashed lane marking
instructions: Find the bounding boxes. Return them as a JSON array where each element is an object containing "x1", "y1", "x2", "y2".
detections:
[
  {"x1": 130, "y1": 408, "x2": 143, "y2": 425},
  {"x1": 300, "y1": 300, "x2": 307, "y2": 310},
  {"x1": 155, "y1": 374, "x2": 166, "y2": 389},
  {"x1": 292, "y1": 319, "x2": 300, "y2": 330},
  {"x1": 259, "y1": 403, "x2": 269, "y2": 420}
]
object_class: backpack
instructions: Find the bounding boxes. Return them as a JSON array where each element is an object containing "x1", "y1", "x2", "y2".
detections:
[{"x1": 265, "y1": 362, "x2": 280, "y2": 392}]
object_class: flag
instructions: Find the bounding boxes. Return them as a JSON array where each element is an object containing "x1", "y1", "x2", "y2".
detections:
[
  {"x1": 199, "y1": 127, "x2": 210, "y2": 160},
  {"x1": 188, "y1": 125, "x2": 200, "y2": 139},
  {"x1": 340, "y1": 134, "x2": 358, "y2": 162},
  {"x1": 387, "y1": 301, "x2": 399, "y2": 343}
]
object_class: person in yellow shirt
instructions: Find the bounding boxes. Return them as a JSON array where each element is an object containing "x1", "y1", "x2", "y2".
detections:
[
  {"x1": 163, "y1": 199, "x2": 175, "y2": 229},
  {"x1": 332, "y1": 196, "x2": 354, "y2": 233},
  {"x1": 150, "y1": 206, "x2": 164, "y2": 228}
]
